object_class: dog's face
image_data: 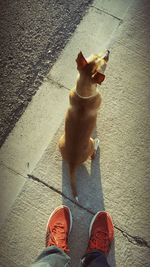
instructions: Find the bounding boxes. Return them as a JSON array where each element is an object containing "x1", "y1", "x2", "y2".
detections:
[{"x1": 76, "y1": 50, "x2": 110, "y2": 85}]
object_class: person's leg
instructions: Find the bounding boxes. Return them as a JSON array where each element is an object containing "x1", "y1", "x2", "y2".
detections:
[
  {"x1": 81, "y1": 250, "x2": 110, "y2": 267},
  {"x1": 30, "y1": 246, "x2": 70, "y2": 267},
  {"x1": 29, "y1": 205, "x2": 72, "y2": 267},
  {"x1": 80, "y1": 211, "x2": 114, "y2": 267}
]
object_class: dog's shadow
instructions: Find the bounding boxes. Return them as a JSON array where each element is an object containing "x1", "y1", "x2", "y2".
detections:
[{"x1": 62, "y1": 146, "x2": 116, "y2": 267}]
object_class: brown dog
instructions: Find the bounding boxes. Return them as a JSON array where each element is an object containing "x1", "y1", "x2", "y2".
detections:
[{"x1": 59, "y1": 50, "x2": 110, "y2": 201}]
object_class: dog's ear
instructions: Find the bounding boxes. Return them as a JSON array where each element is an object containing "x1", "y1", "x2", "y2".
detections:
[
  {"x1": 92, "y1": 71, "x2": 105, "y2": 84},
  {"x1": 76, "y1": 51, "x2": 87, "y2": 70}
]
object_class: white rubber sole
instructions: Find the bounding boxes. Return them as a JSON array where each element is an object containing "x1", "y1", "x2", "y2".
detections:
[
  {"x1": 89, "y1": 211, "x2": 103, "y2": 237},
  {"x1": 46, "y1": 205, "x2": 73, "y2": 234}
]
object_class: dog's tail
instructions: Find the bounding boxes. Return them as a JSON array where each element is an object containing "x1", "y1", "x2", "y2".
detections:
[{"x1": 69, "y1": 163, "x2": 78, "y2": 202}]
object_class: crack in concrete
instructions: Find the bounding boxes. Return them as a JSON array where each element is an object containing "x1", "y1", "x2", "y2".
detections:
[
  {"x1": 91, "y1": 6, "x2": 123, "y2": 23},
  {"x1": 46, "y1": 74, "x2": 70, "y2": 91},
  {"x1": 28, "y1": 174, "x2": 150, "y2": 249},
  {"x1": 114, "y1": 225, "x2": 150, "y2": 248}
]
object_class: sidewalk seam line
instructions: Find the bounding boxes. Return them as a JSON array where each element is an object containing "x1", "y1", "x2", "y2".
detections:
[
  {"x1": 0, "y1": 162, "x2": 26, "y2": 179},
  {"x1": 27, "y1": 174, "x2": 150, "y2": 249}
]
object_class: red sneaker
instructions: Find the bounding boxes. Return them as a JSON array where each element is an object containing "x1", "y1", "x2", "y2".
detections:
[
  {"x1": 86, "y1": 211, "x2": 114, "y2": 254},
  {"x1": 46, "y1": 205, "x2": 72, "y2": 253}
]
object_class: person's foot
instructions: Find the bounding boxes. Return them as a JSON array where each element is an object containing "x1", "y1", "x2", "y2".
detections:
[
  {"x1": 86, "y1": 211, "x2": 114, "y2": 254},
  {"x1": 46, "y1": 205, "x2": 72, "y2": 253}
]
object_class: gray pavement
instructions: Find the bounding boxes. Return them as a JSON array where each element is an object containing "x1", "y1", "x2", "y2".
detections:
[
  {"x1": 0, "y1": 0, "x2": 93, "y2": 147},
  {"x1": 0, "y1": 0, "x2": 150, "y2": 267}
]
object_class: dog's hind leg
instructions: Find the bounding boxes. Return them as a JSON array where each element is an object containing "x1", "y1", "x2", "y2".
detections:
[{"x1": 58, "y1": 135, "x2": 67, "y2": 160}]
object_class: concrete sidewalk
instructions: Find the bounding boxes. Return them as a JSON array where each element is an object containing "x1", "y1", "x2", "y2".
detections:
[{"x1": 0, "y1": 0, "x2": 150, "y2": 266}]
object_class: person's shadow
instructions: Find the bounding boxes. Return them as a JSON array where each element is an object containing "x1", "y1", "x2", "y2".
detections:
[{"x1": 62, "y1": 136, "x2": 116, "y2": 267}]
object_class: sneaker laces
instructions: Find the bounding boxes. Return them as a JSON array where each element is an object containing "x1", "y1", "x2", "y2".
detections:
[
  {"x1": 89, "y1": 229, "x2": 110, "y2": 253},
  {"x1": 47, "y1": 222, "x2": 69, "y2": 252}
]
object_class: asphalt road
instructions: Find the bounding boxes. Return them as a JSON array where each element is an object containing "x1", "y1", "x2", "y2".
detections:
[{"x1": 0, "y1": 0, "x2": 93, "y2": 146}]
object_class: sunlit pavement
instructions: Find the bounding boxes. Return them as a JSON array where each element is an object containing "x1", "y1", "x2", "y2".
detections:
[{"x1": 0, "y1": 0, "x2": 150, "y2": 266}]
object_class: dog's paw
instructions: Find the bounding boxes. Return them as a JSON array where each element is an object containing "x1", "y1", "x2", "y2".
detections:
[
  {"x1": 94, "y1": 138, "x2": 100, "y2": 151},
  {"x1": 75, "y1": 196, "x2": 79, "y2": 203}
]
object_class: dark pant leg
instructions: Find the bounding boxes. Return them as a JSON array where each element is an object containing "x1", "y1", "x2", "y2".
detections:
[
  {"x1": 29, "y1": 246, "x2": 71, "y2": 267},
  {"x1": 80, "y1": 250, "x2": 110, "y2": 267}
]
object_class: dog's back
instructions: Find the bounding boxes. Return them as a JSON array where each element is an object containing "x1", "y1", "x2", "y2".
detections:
[{"x1": 64, "y1": 90, "x2": 101, "y2": 165}]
